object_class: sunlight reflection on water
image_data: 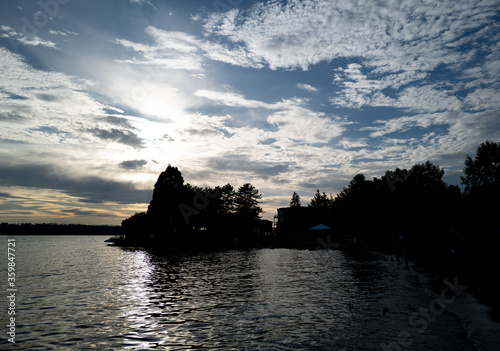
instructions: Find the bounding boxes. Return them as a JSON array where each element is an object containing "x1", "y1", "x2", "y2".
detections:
[{"x1": 0, "y1": 236, "x2": 482, "y2": 350}]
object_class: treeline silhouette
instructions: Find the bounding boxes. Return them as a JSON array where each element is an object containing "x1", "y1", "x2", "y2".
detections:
[
  {"x1": 285, "y1": 141, "x2": 499, "y2": 253},
  {"x1": 122, "y1": 165, "x2": 266, "y2": 248},
  {"x1": 122, "y1": 141, "x2": 499, "y2": 255},
  {"x1": 0, "y1": 223, "x2": 121, "y2": 235}
]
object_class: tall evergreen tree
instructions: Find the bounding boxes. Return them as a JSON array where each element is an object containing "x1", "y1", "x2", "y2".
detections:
[
  {"x1": 308, "y1": 189, "x2": 333, "y2": 226},
  {"x1": 219, "y1": 183, "x2": 236, "y2": 215},
  {"x1": 234, "y1": 183, "x2": 263, "y2": 220},
  {"x1": 147, "y1": 165, "x2": 191, "y2": 233},
  {"x1": 309, "y1": 189, "x2": 333, "y2": 208},
  {"x1": 290, "y1": 192, "x2": 301, "y2": 207}
]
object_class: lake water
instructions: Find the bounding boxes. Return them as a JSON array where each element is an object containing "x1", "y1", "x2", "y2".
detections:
[{"x1": 0, "y1": 235, "x2": 499, "y2": 350}]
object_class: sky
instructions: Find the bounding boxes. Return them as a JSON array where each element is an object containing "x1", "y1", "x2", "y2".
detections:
[{"x1": 0, "y1": 0, "x2": 499, "y2": 225}]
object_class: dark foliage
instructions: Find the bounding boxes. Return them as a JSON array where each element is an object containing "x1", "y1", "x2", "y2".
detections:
[
  {"x1": 461, "y1": 140, "x2": 500, "y2": 194},
  {"x1": 234, "y1": 183, "x2": 263, "y2": 221},
  {"x1": 290, "y1": 191, "x2": 301, "y2": 207},
  {"x1": 121, "y1": 165, "x2": 263, "y2": 248}
]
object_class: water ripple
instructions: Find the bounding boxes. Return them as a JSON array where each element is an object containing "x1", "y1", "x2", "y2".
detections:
[{"x1": 0, "y1": 236, "x2": 492, "y2": 350}]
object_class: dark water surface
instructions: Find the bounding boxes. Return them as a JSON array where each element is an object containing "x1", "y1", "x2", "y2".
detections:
[{"x1": 0, "y1": 235, "x2": 498, "y2": 350}]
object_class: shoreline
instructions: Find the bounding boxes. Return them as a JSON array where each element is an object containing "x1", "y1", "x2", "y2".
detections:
[
  {"x1": 411, "y1": 261, "x2": 500, "y2": 351},
  {"x1": 374, "y1": 249, "x2": 500, "y2": 350},
  {"x1": 410, "y1": 256, "x2": 500, "y2": 323}
]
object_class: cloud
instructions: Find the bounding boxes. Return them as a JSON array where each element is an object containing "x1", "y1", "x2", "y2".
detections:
[
  {"x1": 119, "y1": 159, "x2": 148, "y2": 170},
  {"x1": 0, "y1": 184, "x2": 142, "y2": 224},
  {"x1": 393, "y1": 86, "x2": 463, "y2": 113},
  {"x1": 259, "y1": 138, "x2": 277, "y2": 145},
  {"x1": 86, "y1": 128, "x2": 145, "y2": 148},
  {"x1": 357, "y1": 109, "x2": 500, "y2": 177},
  {"x1": 48, "y1": 29, "x2": 77, "y2": 37},
  {"x1": 167, "y1": 90, "x2": 351, "y2": 193},
  {"x1": 100, "y1": 116, "x2": 135, "y2": 129},
  {"x1": 205, "y1": 155, "x2": 293, "y2": 181},
  {"x1": 199, "y1": 0, "x2": 497, "y2": 71},
  {"x1": 0, "y1": 47, "x2": 109, "y2": 142},
  {"x1": 114, "y1": 27, "x2": 203, "y2": 71},
  {"x1": 197, "y1": 0, "x2": 499, "y2": 114},
  {"x1": 268, "y1": 107, "x2": 345, "y2": 145},
  {"x1": 330, "y1": 62, "x2": 467, "y2": 112},
  {"x1": 296, "y1": 83, "x2": 318, "y2": 92},
  {"x1": 59, "y1": 208, "x2": 120, "y2": 218},
  {"x1": 195, "y1": 89, "x2": 295, "y2": 109},
  {"x1": 114, "y1": 25, "x2": 268, "y2": 72},
  {"x1": 0, "y1": 163, "x2": 151, "y2": 204},
  {"x1": 48, "y1": 30, "x2": 67, "y2": 37},
  {"x1": 182, "y1": 128, "x2": 224, "y2": 138},
  {"x1": 200, "y1": 40, "x2": 266, "y2": 69},
  {"x1": 0, "y1": 191, "x2": 21, "y2": 199},
  {"x1": 129, "y1": 0, "x2": 155, "y2": 7},
  {"x1": 0, "y1": 25, "x2": 58, "y2": 50},
  {"x1": 464, "y1": 88, "x2": 500, "y2": 111},
  {"x1": 35, "y1": 93, "x2": 60, "y2": 102}
]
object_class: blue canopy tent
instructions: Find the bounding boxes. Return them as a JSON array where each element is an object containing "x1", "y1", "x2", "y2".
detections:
[{"x1": 310, "y1": 224, "x2": 332, "y2": 231}]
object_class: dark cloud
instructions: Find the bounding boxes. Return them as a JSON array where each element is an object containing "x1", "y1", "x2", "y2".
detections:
[
  {"x1": 0, "y1": 112, "x2": 26, "y2": 122},
  {"x1": 101, "y1": 116, "x2": 136, "y2": 129},
  {"x1": 119, "y1": 159, "x2": 148, "y2": 170},
  {"x1": 0, "y1": 91, "x2": 28, "y2": 100},
  {"x1": 162, "y1": 134, "x2": 174, "y2": 142},
  {"x1": 0, "y1": 191, "x2": 27, "y2": 200},
  {"x1": 32, "y1": 126, "x2": 70, "y2": 136},
  {"x1": 297, "y1": 177, "x2": 356, "y2": 194},
  {"x1": 183, "y1": 128, "x2": 222, "y2": 137},
  {"x1": 297, "y1": 181, "x2": 319, "y2": 189},
  {"x1": 0, "y1": 163, "x2": 151, "y2": 204},
  {"x1": 35, "y1": 93, "x2": 60, "y2": 102},
  {"x1": 60, "y1": 208, "x2": 97, "y2": 215},
  {"x1": 59, "y1": 208, "x2": 123, "y2": 218},
  {"x1": 259, "y1": 138, "x2": 277, "y2": 145},
  {"x1": 206, "y1": 155, "x2": 292, "y2": 180},
  {"x1": 86, "y1": 127, "x2": 145, "y2": 148},
  {"x1": 0, "y1": 103, "x2": 33, "y2": 122},
  {"x1": 8, "y1": 211, "x2": 35, "y2": 215},
  {"x1": 0, "y1": 138, "x2": 27, "y2": 144},
  {"x1": 213, "y1": 127, "x2": 234, "y2": 138}
]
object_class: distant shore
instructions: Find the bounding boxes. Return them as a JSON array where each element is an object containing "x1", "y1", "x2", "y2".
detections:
[{"x1": 0, "y1": 223, "x2": 121, "y2": 236}]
